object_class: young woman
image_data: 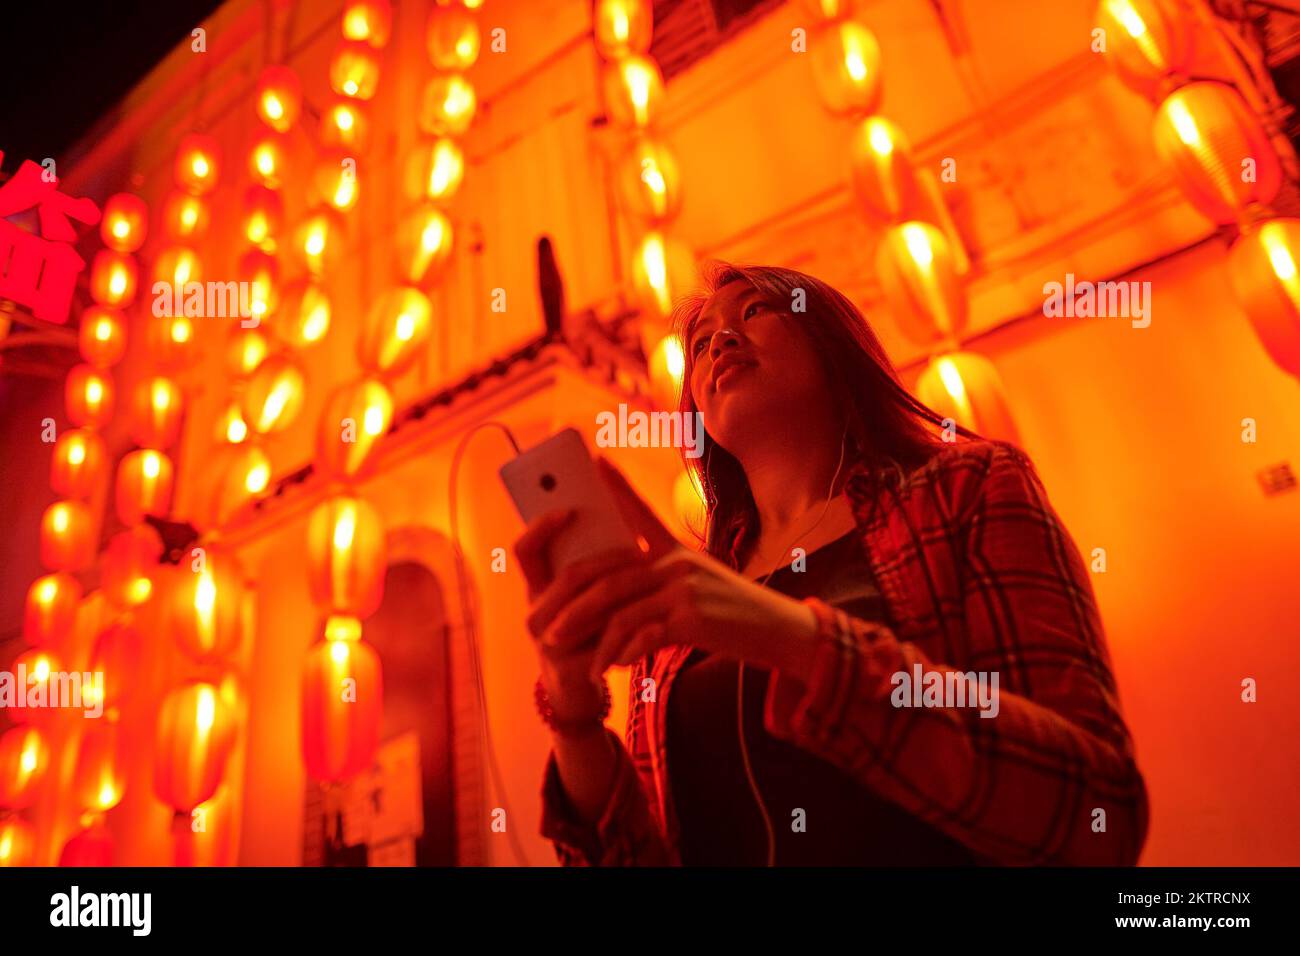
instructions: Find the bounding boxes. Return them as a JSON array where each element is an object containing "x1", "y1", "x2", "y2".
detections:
[{"x1": 516, "y1": 263, "x2": 1148, "y2": 866}]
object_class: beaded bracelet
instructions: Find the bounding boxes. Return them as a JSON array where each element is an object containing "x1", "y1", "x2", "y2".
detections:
[{"x1": 534, "y1": 676, "x2": 611, "y2": 739}]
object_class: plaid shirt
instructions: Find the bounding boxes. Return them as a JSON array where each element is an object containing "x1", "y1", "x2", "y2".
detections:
[{"x1": 540, "y1": 440, "x2": 1149, "y2": 865}]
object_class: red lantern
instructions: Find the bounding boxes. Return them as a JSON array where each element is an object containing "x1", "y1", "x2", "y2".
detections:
[
  {"x1": 238, "y1": 249, "x2": 279, "y2": 328},
  {"x1": 9, "y1": 649, "x2": 63, "y2": 726},
  {"x1": 153, "y1": 681, "x2": 238, "y2": 812},
  {"x1": 165, "y1": 548, "x2": 245, "y2": 663},
  {"x1": 39, "y1": 499, "x2": 95, "y2": 572},
  {"x1": 427, "y1": 4, "x2": 480, "y2": 71},
  {"x1": 316, "y1": 377, "x2": 393, "y2": 479},
  {"x1": 241, "y1": 354, "x2": 306, "y2": 435},
  {"x1": 145, "y1": 314, "x2": 198, "y2": 371},
  {"x1": 23, "y1": 573, "x2": 82, "y2": 648},
  {"x1": 65, "y1": 364, "x2": 114, "y2": 428},
  {"x1": 129, "y1": 376, "x2": 185, "y2": 449},
  {"x1": 227, "y1": 327, "x2": 270, "y2": 378},
  {"x1": 320, "y1": 99, "x2": 370, "y2": 151},
  {"x1": 314, "y1": 149, "x2": 360, "y2": 212},
  {"x1": 419, "y1": 73, "x2": 477, "y2": 136},
  {"x1": 308, "y1": 496, "x2": 386, "y2": 618},
  {"x1": 809, "y1": 20, "x2": 882, "y2": 116},
  {"x1": 1095, "y1": 0, "x2": 1193, "y2": 100},
  {"x1": 102, "y1": 526, "x2": 163, "y2": 609},
  {"x1": 1227, "y1": 217, "x2": 1300, "y2": 377},
  {"x1": 248, "y1": 130, "x2": 289, "y2": 189},
  {"x1": 619, "y1": 137, "x2": 682, "y2": 224},
  {"x1": 161, "y1": 191, "x2": 210, "y2": 242},
  {"x1": 848, "y1": 116, "x2": 923, "y2": 225},
  {"x1": 115, "y1": 449, "x2": 174, "y2": 526},
  {"x1": 50, "y1": 428, "x2": 106, "y2": 500},
  {"x1": 875, "y1": 221, "x2": 968, "y2": 344},
  {"x1": 59, "y1": 823, "x2": 114, "y2": 866},
  {"x1": 88, "y1": 620, "x2": 144, "y2": 711},
  {"x1": 294, "y1": 206, "x2": 346, "y2": 276},
  {"x1": 275, "y1": 279, "x2": 332, "y2": 348},
  {"x1": 205, "y1": 442, "x2": 272, "y2": 528},
  {"x1": 100, "y1": 193, "x2": 148, "y2": 253},
  {"x1": 343, "y1": 0, "x2": 393, "y2": 47},
  {"x1": 396, "y1": 204, "x2": 452, "y2": 284},
  {"x1": 302, "y1": 616, "x2": 383, "y2": 782},
  {"x1": 406, "y1": 137, "x2": 464, "y2": 204},
  {"x1": 74, "y1": 721, "x2": 125, "y2": 812},
  {"x1": 89, "y1": 250, "x2": 137, "y2": 307},
  {"x1": 360, "y1": 286, "x2": 433, "y2": 375},
  {"x1": 600, "y1": 55, "x2": 662, "y2": 129},
  {"x1": 916, "y1": 351, "x2": 1020, "y2": 444},
  {"x1": 330, "y1": 41, "x2": 381, "y2": 100},
  {"x1": 153, "y1": 244, "x2": 202, "y2": 291},
  {"x1": 78, "y1": 305, "x2": 127, "y2": 368},
  {"x1": 241, "y1": 185, "x2": 284, "y2": 247},
  {"x1": 256, "y1": 65, "x2": 303, "y2": 132},
  {"x1": 593, "y1": 0, "x2": 652, "y2": 59},
  {"x1": 0, "y1": 726, "x2": 50, "y2": 809},
  {"x1": 0, "y1": 818, "x2": 35, "y2": 867},
  {"x1": 175, "y1": 133, "x2": 221, "y2": 196}
]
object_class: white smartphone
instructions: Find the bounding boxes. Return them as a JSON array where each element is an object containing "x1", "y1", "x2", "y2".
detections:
[{"x1": 499, "y1": 428, "x2": 640, "y2": 572}]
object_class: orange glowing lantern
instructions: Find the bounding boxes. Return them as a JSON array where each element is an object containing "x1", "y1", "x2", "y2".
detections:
[
  {"x1": 74, "y1": 721, "x2": 125, "y2": 813},
  {"x1": 90, "y1": 250, "x2": 137, "y2": 307},
  {"x1": 1095, "y1": 0, "x2": 1192, "y2": 99},
  {"x1": 1153, "y1": 81, "x2": 1281, "y2": 226},
  {"x1": 40, "y1": 499, "x2": 95, "y2": 572},
  {"x1": 161, "y1": 191, "x2": 210, "y2": 242},
  {"x1": 248, "y1": 130, "x2": 289, "y2": 189},
  {"x1": 241, "y1": 185, "x2": 283, "y2": 248},
  {"x1": 875, "y1": 221, "x2": 968, "y2": 344},
  {"x1": 849, "y1": 116, "x2": 923, "y2": 225},
  {"x1": 0, "y1": 818, "x2": 35, "y2": 867},
  {"x1": 217, "y1": 403, "x2": 249, "y2": 445},
  {"x1": 619, "y1": 137, "x2": 682, "y2": 223},
  {"x1": 0, "y1": 726, "x2": 49, "y2": 809},
  {"x1": 302, "y1": 616, "x2": 383, "y2": 782},
  {"x1": 9, "y1": 649, "x2": 62, "y2": 726},
  {"x1": 78, "y1": 305, "x2": 127, "y2": 368},
  {"x1": 360, "y1": 287, "x2": 433, "y2": 376},
  {"x1": 276, "y1": 279, "x2": 332, "y2": 347},
  {"x1": 115, "y1": 449, "x2": 174, "y2": 527},
  {"x1": 241, "y1": 354, "x2": 306, "y2": 434},
  {"x1": 129, "y1": 376, "x2": 184, "y2": 450},
  {"x1": 314, "y1": 150, "x2": 360, "y2": 212},
  {"x1": 647, "y1": 333, "x2": 685, "y2": 411},
  {"x1": 602, "y1": 55, "x2": 664, "y2": 129},
  {"x1": 343, "y1": 0, "x2": 392, "y2": 47},
  {"x1": 207, "y1": 442, "x2": 272, "y2": 526},
  {"x1": 102, "y1": 526, "x2": 163, "y2": 610},
  {"x1": 1227, "y1": 217, "x2": 1300, "y2": 377},
  {"x1": 594, "y1": 0, "x2": 652, "y2": 59},
  {"x1": 320, "y1": 99, "x2": 370, "y2": 151},
  {"x1": 153, "y1": 244, "x2": 202, "y2": 292},
  {"x1": 23, "y1": 573, "x2": 81, "y2": 648},
  {"x1": 228, "y1": 327, "x2": 270, "y2": 378},
  {"x1": 59, "y1": 823, "x2": 114, "y2": 866},
  {"x1": 154, "y1": 681, "x2": 237, "y2": 812},
  {"x1": 810, "y1": 20, "x2": 882, "y2": 116},
  {"x1": 396, "y1": 203, "x2": 453, "y2": 284},
  {"x1": 916, "y1": 352, "x2": 1020, "y2": 443},
  {"x1": 330, "y1": 41, "x2": 381, "y2": 100},
  {"x1": 418, "y1": 74, "x2": 477, "y2": 137},
  {"x1": 631, "y1": 232, "x2": 697, "y2": 319},
  {"x1": 316, "y1": 377, "x2": 394, "y2": 479},
  {"x1": 407, "y1": 137, "x2": 464, "y2": 204},
  {"x1": 427, "y1": 5, "x2": 480, "y2": 71},
  {"x1": 165, "y1": 549, "x2": 245, "y2": 663},
  {"x1": 50, "y1": 428, "x2": 105, "y2": 500},
  {"x1": 294, "y1": 207, "x2": 346, "y2": 276},
  {"x1": 88, "y1": 621, "x2": 143, "y2": 712},
  {"x1": 256, "y1": 65, "x2": 302, "y2": 133},
  {"x1": 308, "y1": 497, "x2": 386, "y2": 618},
  {"x1": 100, "y1": 193, "x2": 148, "y2": 253},
  {"x1": 145, "y1": 314, "x2": 198, "y2": 371},
  {"x1": 175, "y1": 133, "x2": 221, "y2": 196},
  {"x1": 65, "y1": 364, "x2": 115, "y2": 428},
  {"x1": 238, "y1": 249, "x2": 279, "y2": 326}
]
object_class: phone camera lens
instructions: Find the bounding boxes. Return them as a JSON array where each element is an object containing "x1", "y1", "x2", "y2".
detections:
[{"x1": 540, "y1": 473, "x2": 556, "y2": 492}]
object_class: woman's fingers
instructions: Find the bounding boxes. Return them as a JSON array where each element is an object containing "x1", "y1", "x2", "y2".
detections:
[
  {"x1": 526, "y1": 547, "x2": 644, "y2": 646},
  {"x1": 595, "y1": 457, "x2": 679, "y2": 558},
  {"x1": 513, "y1": 509, "x2": 575, "y2": 599},
  {"x1": 545, "y1": 555, "x2": 692, "y2": 651},
  {"x1": 588, "y1": 588, "x2": 681, "y2": 680}
]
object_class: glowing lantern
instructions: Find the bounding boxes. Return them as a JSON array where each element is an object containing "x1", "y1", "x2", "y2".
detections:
[
  {"x1": 276, "y1": 279, "x2": 332, "y2": 347},
  {"x1": 1153, "y1": 81, "x2": 1281, "y2": 226},
  {"x1": 875, "y1": 221, "x2": 968, "y2": 344},
  {"x1": 1227, "y1": 217, "x2": 1300, "y2": 377},
  {"x1": 320, "y1": 99, "x2": 370, "y2": 151},
  {"x1": 647, "y1": 334, "x2": 685, "y2": 411},
  {"x1": 602, "y1": 55, "x2": 664, "y2": 129},
  {"x1": 128, "y1": 376, "x2": 184, "y2": 449},
  {"x1": 256, "y1": 65, "x2": 302, "y2": 133},
  {"x1": 427, "y1": 5, "x2": 480, "y2": 71},
  {"x1": 810, "y1": 20, "x2": 882, "y2": 116},
  {"x1": 153, "y1": 681, "x2": 237, "y2": 812},
  {"x1": 65, "y1": 364, "x2": 115, "y2": 428},
  {"x1": 407, "y1": 137, "x2": 464, "y2": 204},
  {"x1": 100, "y1": 193, "x2": 148, "y2": 253},
  {"x1": 396, "y1": 204, "x2": 453, "y2": 284},
  {"x1": 103, "y1": 526, "x2": 162, "y2": 610},
  {"x1": 798, "y1": 0, "x2": 855, "y2": 19},
  {"x1": 23, "y1": 573, "x2": 81, "y2": 647},
  {"x1": 90, "y1": 250, "x2": 137, "y2": 307},
  {"x1": 308, "y1": 496, "x2": 386, "y2": 618},
  {"x1": 248, "y1": 130, "x2": 289, "y2": 189},
  {"x1": 672, "y1": 470, "x2": 707, "y2": 538},
  {"x1": 849, "y1": 116, "x2": 923, "y2": 225},
  {"x1": 241, "y1": 354, "x2": 306, "y2": 434},
  {"x1": 50, "y1": 428, "x2": 105, "y2": 500},
  {"x1": 1095, "y1": 0, "x2": 1192, "y2": 99},
  {"x1": 88, "y1": 621, "x2": 143, "y2": 712},
  {"x1": 360, "y1": 287, "x2": 433, "y2": 376},
  {"x1": 115, "y1": 449, "x2": 174, "y2": 526},
  {"x1": 217, "y1": 402, "x2": 249, "y2": 445},
  {"x1": 0, "y1": 818, "x2": 35, "y2": 867},
  {"x1": 175, "y1": 133, "x2": 221, "y2": 196},
  {"x1": 153, "y1": 244, "x2": 202, "y2": 292},
  {"x1": 9, "y1": 649, "x2": 62, "y2": 726},
  {"x1": 74, "y1": 722, "x2": 125, "y2": 813},
  {"x1": 620, "y1": 137, "x2": 681, "y2": 223},
  {"x1": 241, "y1": 185, "x2": 283, "y2": 248},
  {"x1": 631, "y1": 232, "x2": 697, "y2": 319},
  {"x1": 59, "y1": 823, "x2": 114, "y2": 866},
  {"x1": 594, "y1": 0, "x2": 652, "y2": 59},
  {"x1": 343, "y1": 0, "x2": 392, "y2": 47},
  {"x1": 161, "y1": 191, "x2": 210, "y2": 242},
  {"x1": 916, "y1": 352, "x2": 1020, "y2": 443},
  {"x1": 145, "y1": 314, "x2": 198, "y2": 371},
  {"x1": 316, "y1": 377, "x2": 394, "y2": 479},
  {"x1": 238, "y1": 249, "x2": 279, "y2": 326},
  {"x1": 228, "y1": 327, "x2": 270, "y2": 378},
  {"x1": 207, "y1": 443, "x2": 272, "y2": 526},
  {"x1": 40, "y1": 499, "x2": 95, "y2": 572},
  {"x1": 301, "y1": 616, "x2": 383, "y2": 782},
  {"x1": 419, "y1": 74, "x2": 477, "y2": 137},
  {"x1": 330, "y1": 41, "x2": 381, "y2": 100},
  {"x1": 165, "y1": 549, "x2": 245, "y2": 663},
  {"x1": 0, "y1": 726, "x2": 49, "y2": 809},
  {"x1": 78, "y1": 305, "x2": 127, "y2": 368},
  {"x1": 314, "y1": 150, "x2": 360, "y2": 212},
  {"x1": 294, "y1": 207, "x2": 346, "y2": 276}
]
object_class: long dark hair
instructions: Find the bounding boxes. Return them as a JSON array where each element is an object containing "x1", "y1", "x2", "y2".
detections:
[{"x1": 672, "y1": 261, "x2": 978, "y2": 569}]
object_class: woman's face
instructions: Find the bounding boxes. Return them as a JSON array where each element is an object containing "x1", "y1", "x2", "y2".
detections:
[{"x1": 686, "y1": 279, "x2": 834, "y2": 452}]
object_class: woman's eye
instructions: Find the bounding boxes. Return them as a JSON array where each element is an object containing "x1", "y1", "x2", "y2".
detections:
[
  {"x1": 743, "y1": 302, "x2": 760, "y2": 320},
  {"x1": 692, "y1": 337, "x2": 707, "y2": 357}
]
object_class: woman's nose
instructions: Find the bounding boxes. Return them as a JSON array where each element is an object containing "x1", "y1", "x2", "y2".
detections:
[{"x1": 709, "y1": 327, "x2": 742, "y2": 360}]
